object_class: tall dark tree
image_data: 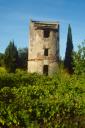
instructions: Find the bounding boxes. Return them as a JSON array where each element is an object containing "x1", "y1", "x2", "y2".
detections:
[
  {"x1": 18, "y1": 48, "x2": 28, "y2": 69},
  {"x1": 0, "y1": 53, "x2": 5, "y2": 66},
  {"x1": 64, "y1": 24, "x2": 73, "y2": 73},
  {"x1": 4, "y1": 41, "x2": 18, "y2": 73}
]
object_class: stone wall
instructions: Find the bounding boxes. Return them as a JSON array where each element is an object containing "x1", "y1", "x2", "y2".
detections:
[{"x1": 28, "y1": 20, "x2": 59, "y2": 75}]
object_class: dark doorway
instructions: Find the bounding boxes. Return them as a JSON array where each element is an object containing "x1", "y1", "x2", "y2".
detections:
[{"x1": 43, "y1": 65, "x2": 48, "y2": 75}]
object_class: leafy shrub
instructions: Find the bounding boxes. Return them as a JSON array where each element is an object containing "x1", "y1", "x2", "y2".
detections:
[
  {"x1": 0, "y1": 72, "x2": 85, "y2": 127},
  {"x1": 0, "y1": 67, "x2": 7, "y2": 74},
  {"x1": 73, "y1": 41, "x2": 85, "y2": 75}
]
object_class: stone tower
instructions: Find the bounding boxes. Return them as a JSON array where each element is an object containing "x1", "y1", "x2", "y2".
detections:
[{"x1": 28, "y1": 20, "x2": 59, "y2": 75}]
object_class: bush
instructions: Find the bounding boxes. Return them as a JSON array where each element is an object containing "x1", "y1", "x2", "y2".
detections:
[
  {"x1": 73, "y1": 41, "x2": 85, "y2": 75},
  {"x1": 0, "y1": 72, "x2": 85, "y2": 127},
  {"x1": 0, "y1": 67, "x2": 7, "y2": 74}
]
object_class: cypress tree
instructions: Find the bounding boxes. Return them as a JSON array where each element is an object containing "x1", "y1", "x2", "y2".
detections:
[
  {"x1": 64, "y1": 24, "x2": 73, "y2": 73},
  {"x1": 18, "y1": 48, "x2": 28, "y2": 69},
  {"x1": 4, "y1": 41, "x2": 18, "y2": 73}
]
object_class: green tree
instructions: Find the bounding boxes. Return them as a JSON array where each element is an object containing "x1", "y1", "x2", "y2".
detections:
[
  {"x1": 73, "y1": 41, "x2": 85, "y2": 75},
  {"x1": 18, "y1": 48, "x2": 28, "y2": 69},
  {"x1": 0, "y1": 53, "x2": 4, "y2": 66},
  {"x1": 64, "y1": 24, "x2": 74, "y2": 73},
  {"x1": 4, "y1": 41, "x2": 18, "y2": 73}
]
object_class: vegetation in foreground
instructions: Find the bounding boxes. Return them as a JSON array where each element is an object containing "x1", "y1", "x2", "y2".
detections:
[{"x1": 0, "y1": 69, "x2": 85, "y2": 128}]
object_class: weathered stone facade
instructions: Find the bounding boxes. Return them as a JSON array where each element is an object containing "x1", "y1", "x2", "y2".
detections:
[{"x1": 28, "y1": 20, "x2": 59, "y2": 75}]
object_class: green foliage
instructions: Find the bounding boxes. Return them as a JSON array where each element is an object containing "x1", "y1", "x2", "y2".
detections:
[
  {"x1": 0, "y1": 67, "x2": 7, "y2": 74},
  {"x1": 1, "y1": 46, "x2": 28, "y2": 71},
  {"x1": 0, "y1": 71, "x2": 85, "y2": 128},
  {"x1": 18, "y1": 47, "x2": 28, "y2": 70},
  {"x1": 73, "y1": 41, "x2": 85, "y2": 75},
  {"x1": 4, "y1": 41, "x2": 18, "y2": 73},
  {"x1": 64, "y1": 24, "x2": 74, "y2": 74},
  {"x1": 0, "y1": 53, "x2": 5, "y2": 66}
]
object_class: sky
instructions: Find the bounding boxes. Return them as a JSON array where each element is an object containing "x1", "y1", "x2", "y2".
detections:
[{"x1": 0, "y1": 0, "x2": 85, "y2": 58}]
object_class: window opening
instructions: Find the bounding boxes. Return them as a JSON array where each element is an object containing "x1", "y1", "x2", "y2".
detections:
[
  {"x1": 43, "y1": 65, "x2": 48, "y2": 75},
  {"x1": 44, "y1": 48, "x2": 48, "y2": 56},
  {"x1": 44, "y1": 29, "x2": 50, "y2": 38}
]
